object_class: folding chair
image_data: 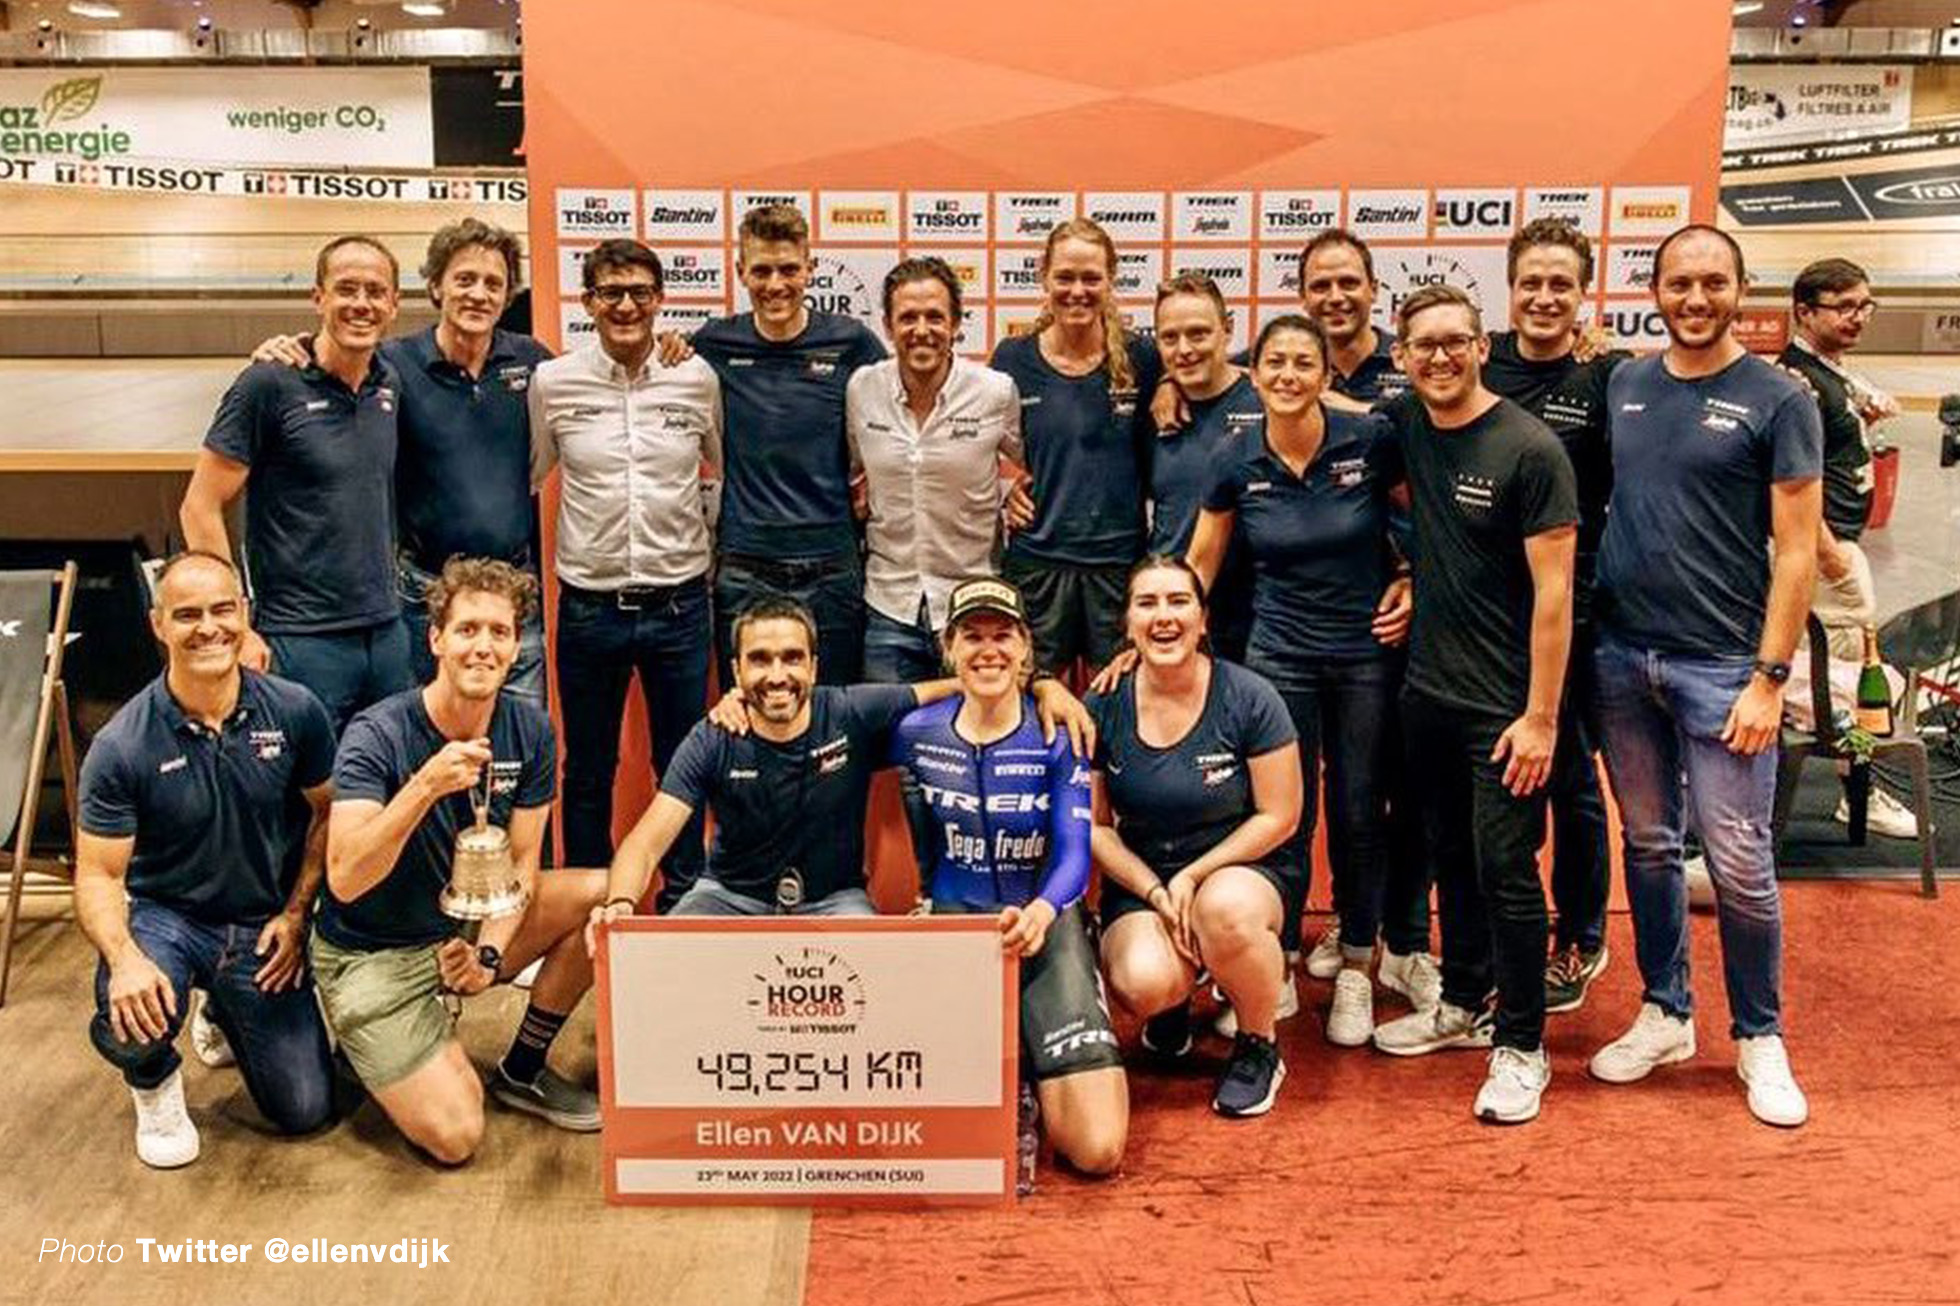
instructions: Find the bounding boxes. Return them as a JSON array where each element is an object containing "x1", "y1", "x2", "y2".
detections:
[{"x1": 0, "y1": 562, "x2": 81, "y2": 1007}]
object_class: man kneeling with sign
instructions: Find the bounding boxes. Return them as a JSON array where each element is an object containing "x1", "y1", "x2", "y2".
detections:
[{"x1": 317, "y1": 558, "x2": 606, "y2": 1163}]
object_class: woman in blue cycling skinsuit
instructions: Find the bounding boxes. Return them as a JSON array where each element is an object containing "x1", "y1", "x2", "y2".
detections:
[{"x1": 889, "y1": 577, "x2": 1128, "y2": 1177}]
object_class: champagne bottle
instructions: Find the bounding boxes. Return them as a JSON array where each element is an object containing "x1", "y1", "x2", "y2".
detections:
[{"x1": 1855, "y1": 625, "x2": 1893, "y2": 737}]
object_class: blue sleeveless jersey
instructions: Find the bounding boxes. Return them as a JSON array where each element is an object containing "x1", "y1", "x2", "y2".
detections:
[{"x1": 889, "y1": 695, "x2": 1091, "y2": 912}]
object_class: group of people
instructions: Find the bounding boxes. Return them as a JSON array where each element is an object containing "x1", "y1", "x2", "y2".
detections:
[{"x1": 76, "y1": 198, "x2": 1894, "y2": 1176}]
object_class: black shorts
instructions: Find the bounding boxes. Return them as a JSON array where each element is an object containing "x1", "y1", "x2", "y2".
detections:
[
  {"x1": 1098, "y1": 861, "x2": 1290, "y2": 933},
  {"x1": 933, "y1": 900, "x2": 1122, "y2": 1082},
  {"x1": 1001, "y1": 554, "x2": 1127, "y2": 675}
]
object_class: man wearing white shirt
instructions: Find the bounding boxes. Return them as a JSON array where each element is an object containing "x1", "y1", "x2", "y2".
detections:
[
  {"x1": 848, "y1": 257, "x2": 1023, "y2": 683},
  {"x1": 529, "y1": 239, "x2": 723, "y2": 905}
]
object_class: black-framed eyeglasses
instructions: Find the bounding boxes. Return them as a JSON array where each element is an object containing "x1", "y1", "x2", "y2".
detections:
[
  {"x1": 1403, "y1": 333, "x2": 1478, "y2": 360},
  {"x1": 1809, "y1": 297, "x2": 1877, "y2": 321},
  {"x1": 590, "y1": 284, "x2": 658, "y2": 307}
]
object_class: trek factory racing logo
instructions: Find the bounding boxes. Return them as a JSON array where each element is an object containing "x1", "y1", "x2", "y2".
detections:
[
  {"x1": 996, "y1": 193, "x2": 1075, "y2": 240},
  {"x1": 1173, "y1": 192, "x2": 1250, "y2": 240},
  {"x1": 746, "y1": 946, "x2": 866, "y2": 1036},
  {"x1": 1, "y1": 76, "x2": 131, "y2": 160}
]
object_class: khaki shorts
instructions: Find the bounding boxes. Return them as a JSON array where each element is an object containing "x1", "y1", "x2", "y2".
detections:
[{"x1": 309, "y1": 932, "x2": 455, "y2": 1090}]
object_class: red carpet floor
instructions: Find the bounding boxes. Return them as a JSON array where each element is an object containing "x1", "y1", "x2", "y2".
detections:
[{"x1": 805, "y1": 882, "x2": 1960, "y2": 1306}]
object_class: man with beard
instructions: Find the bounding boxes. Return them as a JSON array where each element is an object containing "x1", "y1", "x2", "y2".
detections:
[
  {"x1": 315, "y1": 559, "x2": 607, "y2": 1163},
  {"x1": 1587, "y1": 226, "x2": 1821, "y2": 1129},
  {"x1": 75, "y1": 552, "x2": 338, "y2": 1168},
  {"x1": 1368, "y1": 286, "x2": 1577, "y2": 1128},
  {"x1": 586, "y1": 598, "x2": 1092, "y2": 927}
]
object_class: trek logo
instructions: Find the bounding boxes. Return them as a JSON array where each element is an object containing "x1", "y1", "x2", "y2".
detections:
[
  {"x1": 811, "y1": 736, "x2": 851, "y2": 775},
  {"x1": 488, "y1": 759, "x2": 523, "y2": 797},
  {"x1": 249, "y1": 728, "x2": 287, "y2": 761},
  {"x1": 920, "y1": 784, "x2": 1050, "y2": 815},
  {"x1": 1327, "y1": 455, "x2": 1370, "y2": 489},
  {"x1": 497, "y1": 364, "x2": 530, "y2": 393}
]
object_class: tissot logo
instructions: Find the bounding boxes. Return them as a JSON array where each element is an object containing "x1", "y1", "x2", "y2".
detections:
[{"x1": 915, "y1": 210, "x2": 983, "y2": 229}]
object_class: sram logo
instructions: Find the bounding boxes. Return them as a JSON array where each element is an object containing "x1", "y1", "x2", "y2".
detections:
[{"x1": 919, "y1": 784, "x2": 1050, "y2": 814}]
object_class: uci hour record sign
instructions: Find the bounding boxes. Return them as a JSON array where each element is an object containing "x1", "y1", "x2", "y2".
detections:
[{"x1": 596, "y1": 917, "x2": 1018, "y2": 1206}]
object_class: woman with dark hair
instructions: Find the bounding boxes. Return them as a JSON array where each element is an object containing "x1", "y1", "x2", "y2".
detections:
[
  {"x1": 1090, "y1": 556, "x2": 1303, "y2": 1117},
  {"x1": 1186, "y1": 314, "x2": 1411, "y2": 1050}
]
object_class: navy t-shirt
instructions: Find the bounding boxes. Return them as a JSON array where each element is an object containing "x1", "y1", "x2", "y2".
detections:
[
  {"x1": 660, "y1": 685, "x2": 917, "y2": 903},
  {"x1": 317, "y1": 688, "x2": 556, "y2": 950},
  {"x1": 1376, "y1": 396, "x2": 1580, "y2": 715},
  {"x1": 691, "y1": 311, "x2": 887, "y2": 558},
  {"x1": 992, "y1": 332, "x2": 1163, "y2": 567},
  {"x1": 1149, "y1": 375, "x2": 1264, "y2": 556},
  {"x1": 384, "y1": 328, "x2": 552, "y2": 570},
  {"x1": 1597, "y1": 353, "x2": 1824, "y2": 658},
  {"x1": 1089, "y1": 659, "x2": 1296, "y2": 877},
  {"x1": 1334, "y1": 330, "x2": 1410, "y2": 404},
  {"x1": 79, "y1": 671, "x2": 334, "y2": 923},
  {"x1": 203, "y1": 354, "x2": 401, "y2": 634},
  {"x1": 1205, "y1": 408, "x2": 1398, "y2": 664},
  {"x1": 1482, "y1": 332, "x2": 1627, "y2": 618}
]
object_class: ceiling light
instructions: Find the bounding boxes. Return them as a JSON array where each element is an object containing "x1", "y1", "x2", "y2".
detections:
[
  {"x1": 402, "y1": 1, "x2": 448, "y2": 15},
  {"x1": 1731, "y1": 1, "x2": 1764, "y2": 13},
  {"x1": 67, "y1": 1, "x2": 123, "y2": 18}
]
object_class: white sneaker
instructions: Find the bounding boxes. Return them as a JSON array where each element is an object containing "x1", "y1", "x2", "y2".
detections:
[
  {"x1": 1684, "y1": 855, "x2": 1716, "y2": 911},
  {"x1": 131, "y1": 1070, "x2": 200, "y2": 1169},
  {"x1": 1379, "y1": 948, "x2": 1443, "y2": 1010},
  {"x1": 1212, "y1": 971, "x2": 1300, "y2": 1038},
  {"x1": 1372, "y1": 1001, "x2": 1493, "y2": 1057},
  {"x1": 1835, "y1": 786, "x2": 1920, "y2": 840},
  {"x1": 187, "y1": 990, "x2": 235, "y2": 1069},
  {"x1": 1325, "y1": 968, "x2": 1375, "y2": 1047},
  {"x1": 1589, "y1": 1002, "x2": 1696, "y2": 1083},
  {"x1": 1737, "y1": 1034, "x2": 1809, "y2": 1128},
  {"x1": 1474, "y1": 1046, "x2": 1550, "y2": 1124},
  {"x1": 1303, "y1": 918, "x2": 1344, "y2": 980}
]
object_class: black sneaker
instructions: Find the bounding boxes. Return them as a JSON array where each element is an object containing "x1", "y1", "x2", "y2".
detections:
[
  {"x1": 1212, "y1": 1032, "x2": 1286, "y2": 1118},
  {"x1": 1545, "y1": 943, "x2": 1610, "y2": 1015},
  {"x1": 1140, "y1": 1001, "x2": 1193, "y2": 1058}
]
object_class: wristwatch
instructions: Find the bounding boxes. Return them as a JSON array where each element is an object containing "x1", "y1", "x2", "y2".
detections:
[
  {"x1": 476, "y1": 943, "x2": 503, "y2": 977},
  {"x1": 1753, "y1": 659, "x2": 1792, "y2": 685}
]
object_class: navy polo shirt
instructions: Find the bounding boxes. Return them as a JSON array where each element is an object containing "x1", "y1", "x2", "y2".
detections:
[
  {"x1": 1149, "y1": 375, "x2": 1264, "y2": 556},
  {"x1": 204, "y1": 354, "x2": 400, "y2": 634},
  {"x1": 1597, "y1": 353, "x2": 1823, "y2": 659},
  {"x1": 1334, "y1": 328, "x2": 1410, "y2": 404},
  {"x1": 317, "y1": 688, "x2": 556, "y2": 951},
  {"x1": 383, "y1": 328, "x2": 552, "y2": 571},
  {"x1": 78, "y1": 671, "x2": 335, "y2": 923},
  {"x1": 993, "y1": 332, "x2": 1163, "y2": 567},
  {"x1": 1205, "y1": 408, "x2": 1397, "y2": 664},
  {"x1": 691, "y1": 311, "x2": 887, "y2": 558},
  {"x1": 660, "y1": 685, "x2": 916, "y2": 903},
  {"x1": 1089, "y1": 660, "x2": 1296, "y2": 876}
]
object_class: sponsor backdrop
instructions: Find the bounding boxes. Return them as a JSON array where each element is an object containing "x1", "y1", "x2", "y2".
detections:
[
  {"x1": 522, "y1": 0, "x2": 1731, "y2": 356},
  {"x1": 1725, "y1": 65, "x2": 1913, "y2": 149}
]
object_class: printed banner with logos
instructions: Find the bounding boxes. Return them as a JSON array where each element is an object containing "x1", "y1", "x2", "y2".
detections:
[
  {"x1": 1726, "y1": 65, "x2": 1914, "y2": 149},
  {"x1": 0, "y1": 154, "x2": 525, "y2": 204},
  {"x1": 1722, "y1": 162, "x2": 1960, "y2": 226},
  {"x1": 598, "y1": 918, "x2": 1017, "y2": 1207},
  {"x1": 522, "y1": 0, "x2": 1727, "y2": 358},
  {"x1": 0, "y1": 67, "x2": 433, "y2": 170},
  {"x1": 1723, "y1": 123, "x2": 1960, "y2": 173}
]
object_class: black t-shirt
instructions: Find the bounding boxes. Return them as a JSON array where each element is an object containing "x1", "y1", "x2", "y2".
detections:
[
  {"x1": 1776, "y1": 341, "x2": 1872, "y2": 542},
  {"x1": 317, "y1": 688, "x2": 556, "y2": 950},
  {"x1": 1481, "y1": 331, "x2": 1626, "y2": 612},
  {"x1": 1375, "y1": 397, "x2": 1579, "y2": 715},
  {"x1": 1089, "y1": 660, "x2": 1296, "y2": 875},
  {"x1": 660, "y1": 685, "x2": 916, "y2": 902},
  {"x1": 991, "y1": 332, "x2": 1163, "y2": 566}
]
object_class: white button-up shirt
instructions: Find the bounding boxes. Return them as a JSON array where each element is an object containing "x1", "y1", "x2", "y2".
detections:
[
  {"x1": 529, "y1": 342, "x2": 723, "y2": 589},
  {"x1": 847, "y1": 356, "x2": 1021, "y2": 628}
]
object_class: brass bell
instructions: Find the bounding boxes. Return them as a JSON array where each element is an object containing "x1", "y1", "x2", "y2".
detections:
[{"x1": 440, "y1": 812, "x2": 529, "y2": 942}]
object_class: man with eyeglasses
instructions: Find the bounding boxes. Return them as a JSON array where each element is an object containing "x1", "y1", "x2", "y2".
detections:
[
  {"x1": 1777, "y1": 258, "x2": 1915, "y2": 839},
  {"x1": 1588, "y1": 226, "x2": 1821, "y2": 1128},
  {"x1": 1367, "y1": 285, "x2": 1578, "y2": 1128},
  {"x1": 528, "y1": 239, "x2": 723, "y2": 903},
  {"x1": 181, "y1": 235, "x2": 412, "y2": 733}
]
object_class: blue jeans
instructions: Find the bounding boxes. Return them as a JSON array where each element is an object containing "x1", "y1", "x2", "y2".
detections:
[
  {"x1": 1248, "y1": 653, "x2": 1395, "y2": 956},
  {"x1": 1593, "y1": 634, "x2": 1783, "y2": 1038},
  {"x1": 399, "y1": 554, "x2": 548, "y2": 710},
  {"x1": 557, "y1": 578, "x2": 712, "y2": 903},
  {"x1": 863, "y1": 606, "x2": 942, "y2": 685},
  {"x1": 89, "y1": 899, "x2": 336, "y2": 1134},
  {"x1": 716, "y1": 550, "x2": 865, "y2": 686},
  {"x1": 266, "y1": 619, "x2": 414, "y2": 736}
]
